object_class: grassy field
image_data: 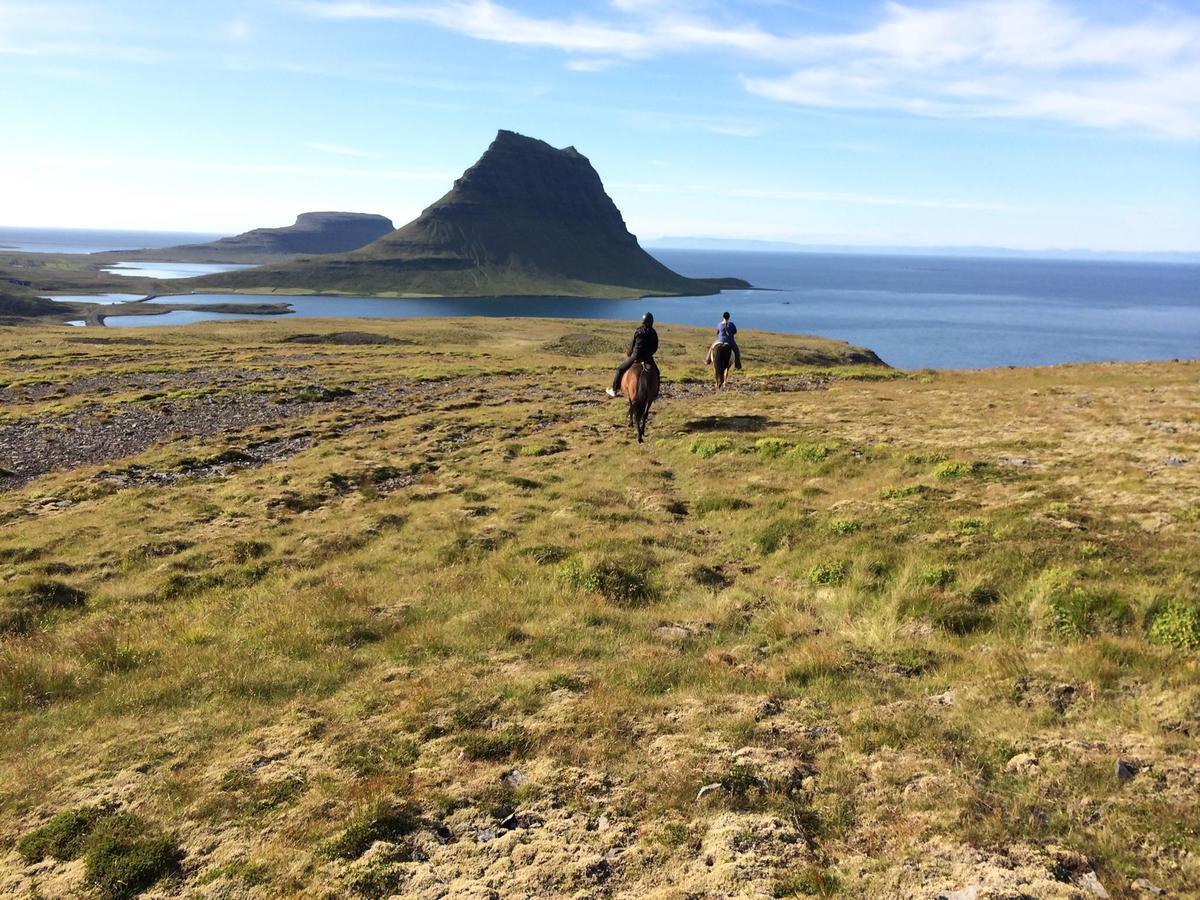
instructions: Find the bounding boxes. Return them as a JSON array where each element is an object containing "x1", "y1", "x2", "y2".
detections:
[{"x1": 0, "y1": 317, "x2": 1196, "y2": 899}]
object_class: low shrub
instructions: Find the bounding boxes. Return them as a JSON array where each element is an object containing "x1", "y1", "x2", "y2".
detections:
[
  {"x1": 808, "y1": 561, "x2": 848, "y2": 586},
  {"x1": 774, "y1": 867, "x2": 842, "y2": 897},
  {"x1": 793, "y1": 443, "x2": 837, "y2": 463},
  {"x1": 755, "y1": 438, "x2": 791, "y2": 458},
  {"x1": 934, "y1": 460, "x2": 989, "y2": 479},
  {"x1": 1046, "y1": 586, "x2": 1132, "y2": 639},
  {"x1": 520, "y1": 544, "x2": 568, "y2": 564},
  {"x1": 754, "y1": 518, "x2": 806, "y2": 554},
  {"x1": 83, "y1": 814, "x2": 181, "y2": 900},
  {"x1": 557, "y1": 555, "x2": 655, "y2": 605},
  {"x1": 918, "y1": 565, "x2": 957, "y2": 589},
  {"x1": 827, "y1": 518, "x2": 863, "y2": 536},
  {"x1": 689, "y1": 438, "x2": 733, "y2": 459},
  {"x1": 879, "y1": 484, "x2": 932, "y2": 500},
  {"x1": 505, "y1": 475, "x2": 541, "y2": 490},
  {"x1": 460, "y1": 726, "x2": 531, "y2": 761},
  {"x1": 17, "y1": 806, "x2": 104, "y2": 862},
  {"x1": 1, "y1": 579, "x2": 87, "y2": 636},
  {"x1": 321, "y1": 801, "x2": 422, "y2": 860},
  {"x1": 693, "y1": 496, "x2": 751, "y2": 515},
  {"x1": 1149, "y1": 603, "x2": 1200, "y2": 650},
  {"x1": 519, "y1": 438, "x2": 566, "y2": 457},
  {"x1": 967, "y1": 584, "x2": 1001, "y2": 605}
]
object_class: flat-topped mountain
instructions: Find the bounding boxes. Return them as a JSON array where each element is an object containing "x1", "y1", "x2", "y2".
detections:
[
  {"x1": 197, "y1": 131, "x2": 749, "y2": 298},
  {"x1": 94, "y1": 212, "x2": 395, "y2": 263}
]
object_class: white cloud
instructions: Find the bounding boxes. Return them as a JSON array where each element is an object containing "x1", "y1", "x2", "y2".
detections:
[
  {"x1": 303, "y1": 1, "x2": 656, "y2": 55},
  {"x1": 299, "y1": 0, "x2": 1200, "y2": 139},
  {"x1": 224, "y1": 15, "x2": 252, "y2": 42},
  {"x1": 566, "y1": 57, "x2": 621, "y2": 72},
  {"x1": 613, "y1": 180, "x2": 1029, "y2": 212},
  {"x1": 0, "y1": 2, "x2": 166, "y2": 62},
  {"x1": 305, "y1": 141, "x2": 381, "y2": 158},
  {"x1": 741, "y1": 1, "x2": 1200, "y2": 138},
  {"x1": 0, "y1": 152, "x2": 451, "y2": 182}
]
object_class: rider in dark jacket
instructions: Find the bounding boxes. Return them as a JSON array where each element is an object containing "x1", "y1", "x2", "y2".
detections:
[{"x1": 607, "y1": 312, "x2": 658, "y2": 396}]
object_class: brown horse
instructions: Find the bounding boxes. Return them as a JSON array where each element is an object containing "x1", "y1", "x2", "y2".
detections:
[
  {"x1": 712, "y1": 342, "x2": 733, "y2": 390},
  {"x1": 621, "y1": 361, "x2": 659, "y2": 443}
]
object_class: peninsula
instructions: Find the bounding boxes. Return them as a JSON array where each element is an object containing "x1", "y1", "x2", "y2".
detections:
[
  {"x1": 90, "y1": 212, "x2": 395, "y2": 264},
  {"x1": 195, "y1": 131, "x2": 750, "y2": 298}
]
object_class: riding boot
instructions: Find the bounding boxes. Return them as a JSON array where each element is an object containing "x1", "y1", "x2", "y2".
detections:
[{"x1": 612, "y1": 356, "x2": 635, "y2": 393}]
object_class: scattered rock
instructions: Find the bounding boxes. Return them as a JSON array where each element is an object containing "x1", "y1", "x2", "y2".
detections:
[
  {"x1": 1163, "y1": 456, "x2": 1188, "y2": 467},
  {"x1": 998, "y1": 456, "x2": 1031, "y2": 466},
  {"x1": 938, "y1": 887, "x2": 980, "y2": 900},
  {"x1": 1131, "y1": 877, "x2": 1164, "y2": 895},
  {"x1": 696, "y1": 782, "x2": 723, "y2": 802},
  {"x1": 1077, "y1": 870, "x2": 1111, "y2": 898},
  {"x1": 754, "y1": 698, "x2": 782, "y2": 720},
  {"x1": 500, "y1": 768, "x2": 527, "y2": 788},
  {"x1": 475, "y1": 828, "x2": 497, "y2": 844},
  {"x1": 655, "y1": 624, "x2": 693, "y2": 640},
  {"x1": 928, "y1": 689, "x2": 957, "y2": 706},
  {"x1": 1005, "y1": 752, "x2": 1039, "y2": 775},
  {"x1": 1115, "y1": 758, "x2": 1138, "y2": 782}
]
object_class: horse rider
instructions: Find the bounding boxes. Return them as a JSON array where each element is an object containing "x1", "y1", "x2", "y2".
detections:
[
  {"x1": 607, "y1": 312, "x2": 659, "y2": 397},
  {"x1": 705, "y1": 311, "x2": 742, "y2": 369}
]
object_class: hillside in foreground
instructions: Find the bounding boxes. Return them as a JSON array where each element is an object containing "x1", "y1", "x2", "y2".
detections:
[
  {"x1": 0, "y1": 319, "x2": 1196, "y2": 899},
  {"x1": 198, "y1": 131, "x2": 750, "y2": 298}
]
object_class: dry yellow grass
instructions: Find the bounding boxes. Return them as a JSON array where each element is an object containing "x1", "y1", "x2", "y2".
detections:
[{"x1": 0, "y1": 317, "x2": 1196, "y2": 898}]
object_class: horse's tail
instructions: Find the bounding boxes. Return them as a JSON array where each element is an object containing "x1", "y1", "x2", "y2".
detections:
[{"x1": 630, "y1": 362, "x2": 657, "y2": 442}]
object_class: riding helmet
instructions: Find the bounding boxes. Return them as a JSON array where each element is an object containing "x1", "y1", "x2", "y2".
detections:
[{"x1": 642, "y1": 312, "x2": 654, "y2": 325}]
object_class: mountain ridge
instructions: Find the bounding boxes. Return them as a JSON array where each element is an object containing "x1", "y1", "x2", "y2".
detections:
[
  {"x1": 197, "y1": 131, "x2": 749, "y2": 298},
  {"x1": 92, "y1": 212, "x2": 395, "y2": 263}
]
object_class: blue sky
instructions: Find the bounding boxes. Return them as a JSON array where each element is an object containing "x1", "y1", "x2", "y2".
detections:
[{"x1": 3, "y1": 0, "x2": 1198, "y2": 250}]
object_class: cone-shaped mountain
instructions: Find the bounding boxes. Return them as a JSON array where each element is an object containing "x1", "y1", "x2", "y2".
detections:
[{"x1": 198, "y1": 131, "x2": 749, "y2": 298}]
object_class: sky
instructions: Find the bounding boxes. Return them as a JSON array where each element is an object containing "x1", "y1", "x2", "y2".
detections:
[{"x1": 2, "y1": 0, "x2": 1198, "y2": 251}]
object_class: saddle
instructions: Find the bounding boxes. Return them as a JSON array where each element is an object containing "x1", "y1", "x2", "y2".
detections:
[{"x1": 706, "y1": 341, "x2": 732, "y2": 364}]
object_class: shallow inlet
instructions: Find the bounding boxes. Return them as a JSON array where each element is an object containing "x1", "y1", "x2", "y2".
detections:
[
  {"x1": 100, "y1": 261, "x2": 258, "y2": 280},
  {"x1": 57, "y1": 251, "x2": 1200, "y2": 369}
]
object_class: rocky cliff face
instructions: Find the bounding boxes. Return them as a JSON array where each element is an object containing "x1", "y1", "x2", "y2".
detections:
[
  {"x1": 96, "y1": 213, "x2": 395, "y2": 263},
  {"x1": 201, "y1": 131, "x2": 749, "y2": 298}
]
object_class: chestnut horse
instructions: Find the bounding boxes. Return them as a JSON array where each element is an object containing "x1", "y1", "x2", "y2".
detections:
[
  {"x1": 712, "y1": 342, "x2": 733, "y2": 390},
  {"x1": 621, "y1": 361, "x2": 659, "y2": 443}
]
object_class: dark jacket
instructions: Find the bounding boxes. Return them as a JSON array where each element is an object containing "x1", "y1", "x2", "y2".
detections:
[{"x1": 629, "y1": 324, "x2": 658, "y2": 361}]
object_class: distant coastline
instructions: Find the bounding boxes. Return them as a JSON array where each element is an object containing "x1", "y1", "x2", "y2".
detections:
[{"x1": 645, "y1": 237, "x2": 1200, "y2": 264}]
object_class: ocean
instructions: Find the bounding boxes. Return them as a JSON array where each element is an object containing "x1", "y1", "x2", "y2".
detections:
[
  {"x1": 12, "y1": 228, "x2": 1197, "y2": 369},
  {"x1": 0, "y1": 226, "x2": 222, "y2": 255}
]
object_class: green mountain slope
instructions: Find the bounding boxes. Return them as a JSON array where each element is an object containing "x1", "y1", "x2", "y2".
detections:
[{"x1": 197, "y1": 131, "x2": 749, "y2": 298}]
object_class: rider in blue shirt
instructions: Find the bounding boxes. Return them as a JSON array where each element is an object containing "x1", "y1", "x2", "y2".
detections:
[{"x1": 710, "y1": 311, "x2": 742, "y2": 369}]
